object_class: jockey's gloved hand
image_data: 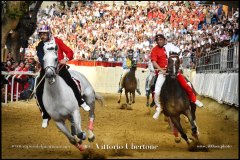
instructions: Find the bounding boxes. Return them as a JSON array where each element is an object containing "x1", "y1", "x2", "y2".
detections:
[
  {"x1": 60, "y1": 59, "x2": 67, "y2": 64},
  {"x1": 60, "y1": 57, "x2": 69, "y2": 65}
]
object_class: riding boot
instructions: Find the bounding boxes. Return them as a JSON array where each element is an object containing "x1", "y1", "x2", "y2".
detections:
[
  {"x1": 195, "y1": 100, "x2": 203, "y2": 108},
  {"x1": 153, "y1": 106, "x2": 162, "y2": 120},
  {"x1": 58, "y1": 65, "x2": 90, "y2": 111}
]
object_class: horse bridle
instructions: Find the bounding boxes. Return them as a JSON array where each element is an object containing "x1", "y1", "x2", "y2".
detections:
[
  {"x1": 167, "y1": 54, "x2": 179, "y2": 77},
  {"x1": 44, "y1": 46, "x2": 65, "y2": 76}
]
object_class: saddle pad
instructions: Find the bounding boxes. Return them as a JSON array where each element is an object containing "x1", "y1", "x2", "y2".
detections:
[{"x1": 72, "y1": 77, "x2": 81, "y2": 92}]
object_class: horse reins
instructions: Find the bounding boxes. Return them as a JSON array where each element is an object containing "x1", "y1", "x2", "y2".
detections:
[{"x1": 27, "y1": 63, "x2": 67, "y2": 102}]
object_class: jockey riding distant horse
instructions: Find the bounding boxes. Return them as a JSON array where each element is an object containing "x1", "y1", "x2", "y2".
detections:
[{"x1": 118, "y1": 59, "x2": 138, "y2": 107}]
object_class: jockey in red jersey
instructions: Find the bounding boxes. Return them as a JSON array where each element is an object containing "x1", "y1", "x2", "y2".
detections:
[
  {"x1": 35, "y1": 25, "x2": 90, "y2": 128},
  {"x1": 151, "y1": 34, "x2": 203, "y2": 120}
]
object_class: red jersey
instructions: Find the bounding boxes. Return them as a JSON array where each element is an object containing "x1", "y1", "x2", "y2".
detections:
[
  {"x1": 54, "y1": 37, "x2": 74, "y2": 61},
  {"x1": 150, "y1": 45, "x2": 168, "y2": 69}
]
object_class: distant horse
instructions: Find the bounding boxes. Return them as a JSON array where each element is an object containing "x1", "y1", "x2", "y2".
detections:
[
  {"x1": 42, "y1": 43, "x2": 104, "y2": 151},
  {"x1": 118, "y1": 59, "x2": 137, "y2": 108},
  {"x1": 160, "y1": 52, "x2": 198, "y2": 146}
]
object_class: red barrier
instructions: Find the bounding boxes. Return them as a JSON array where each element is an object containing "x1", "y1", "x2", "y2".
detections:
[{"x1": 68, "y1": 60, "x2": 147, "y2": 68}]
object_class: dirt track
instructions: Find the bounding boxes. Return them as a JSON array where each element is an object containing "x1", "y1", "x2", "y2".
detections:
[{"x1": 2, "y1": 94, "x2": 239, "y2": 159}]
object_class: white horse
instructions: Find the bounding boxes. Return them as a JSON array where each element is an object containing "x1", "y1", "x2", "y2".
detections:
[{"x1": 42, "y1": 42, "x2": 103, "y2": 151}]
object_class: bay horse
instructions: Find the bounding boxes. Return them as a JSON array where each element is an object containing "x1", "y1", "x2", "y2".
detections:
[
  {"x1": 160, "y1": 52, "x2": 198, "y2": 146},
  {"x1": 117, "y1": 59, "x2": 137, "y2": 108},
  {"x1": 42, "y1": 42, "x2": 104, "y2": 151}
]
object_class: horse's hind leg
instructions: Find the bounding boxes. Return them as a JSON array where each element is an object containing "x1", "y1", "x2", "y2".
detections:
[
  {"x1": 88, "y1": 102, "x2": 95, "y2": 142},
  {"x1": 170, "y1": 116, "x2": 192, "y2": 145}
]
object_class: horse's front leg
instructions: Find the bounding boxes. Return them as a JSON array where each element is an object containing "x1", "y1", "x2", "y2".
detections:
[
  {"x1": 170, "y1": 116, "x2": 192, "y2": 145},
  {"x1": 72, "y1": 109, "x2": 86, "y2": 141},
  {"x1": 129, "y1": 93, "x2": 132, "y2": 105},
  {"x1": 167, "y1": 117, "x2": 181, "y2": 143},
  {"x1": 132, "y1": 92, "x2": 135, "y2": 104},
  {"x1": 125, "y1": 91, "x2": 129, "y2": 105},
  {"x1": 117, "y1": 91, "x2": 122, "y2": 103},
  {"x1": 56, "y1": 121, "x2": 75, "y2": 143},
  {"x1": 184, "y1": 109, "x2": 198, "y2": 140}
]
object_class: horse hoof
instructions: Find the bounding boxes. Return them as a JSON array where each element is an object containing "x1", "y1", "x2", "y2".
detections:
[
  {"x1": 146, "y1": 108, "x2": 151, "y2": 115},
  {"x1": 77, "y1": 132, "x2": 86, "y2": 140},
  {"x1": 117, "y1": 101, "x2": 120, "y2": 103},
  {"x1": 88, "y1": 136, "x2": 95, "y2": 142},
  {"x1": 120, "y1": 104, "x2": 125, "y2": 109},
  {"x1": 187, "y1": 138, "x2": 194, "y2": 145},
  {"x1": 127, "y1": 105, "x2": 133, "y2": 110},
  {"x1": 192, "y1": 133, "x2": 199, "y2": 140},
  {"x1": 174, "y1": 137, "x2": 181, "y2": 143},
  {"x1": 75, "y1": 143, "x2": 85, "y2": 151},
  {"x1": 150, "y1": 101, "x2": 155, "y2": 107}
]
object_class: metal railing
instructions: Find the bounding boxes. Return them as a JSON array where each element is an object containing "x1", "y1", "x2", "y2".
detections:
[
  {"x1": 1, "y1": 71, "x2": 39, "y2": 104},
  {"x1": 196, "y1": 43, "x2": 239, "y2": 73}
]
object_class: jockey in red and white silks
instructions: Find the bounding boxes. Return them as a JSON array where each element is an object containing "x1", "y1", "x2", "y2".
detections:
[{"x1": 150, "y1": 34, "x2": 203, "y2": 120}]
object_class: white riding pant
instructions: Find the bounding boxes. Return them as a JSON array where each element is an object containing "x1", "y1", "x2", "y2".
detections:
[{"x1": 154, "y1": 73, "x2": 166, "y2": 109}]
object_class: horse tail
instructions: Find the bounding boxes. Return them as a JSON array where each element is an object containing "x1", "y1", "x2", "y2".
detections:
[{"x1": 95, "y1": 92, "x2": 104, "y2": 107}]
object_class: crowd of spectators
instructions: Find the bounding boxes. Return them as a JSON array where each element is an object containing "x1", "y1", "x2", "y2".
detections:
[
  {"x1": 2, "y1": 55, "x2": 38, "y2": 101},
  {"x1": 25, "y1": 1, "x2": 239, "y2": 67}
]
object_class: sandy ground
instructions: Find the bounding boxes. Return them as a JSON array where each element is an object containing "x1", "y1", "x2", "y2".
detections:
[{"x1": 2, "y1": 93, "x2": 239, "y2": 159}]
